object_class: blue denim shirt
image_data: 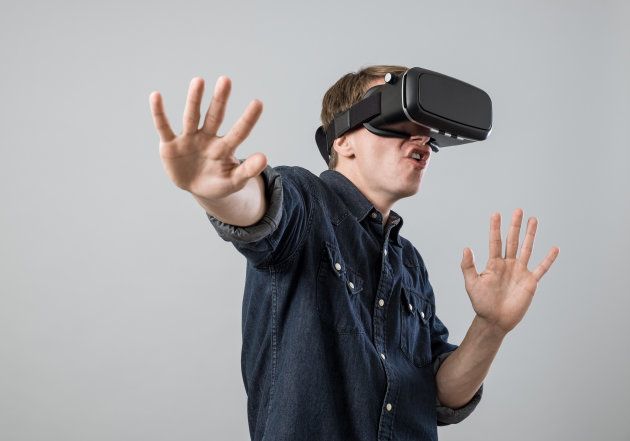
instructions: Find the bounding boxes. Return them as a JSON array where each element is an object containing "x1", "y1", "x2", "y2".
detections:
[{"x1": 207, "y1": 165, "x2": 483, "y2": 441}]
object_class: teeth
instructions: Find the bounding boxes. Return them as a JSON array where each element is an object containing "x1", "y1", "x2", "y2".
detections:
[{"x1": 411, "y1": 152, "x2": 422, "y2": 160}]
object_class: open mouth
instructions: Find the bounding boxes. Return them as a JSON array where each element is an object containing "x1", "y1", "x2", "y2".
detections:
[
  {"x1": 410, "y1": 152, "x2": 424, "y2": 161},
  {"x1": 407, "y1": 151, "x2": 428, "y2": 164}
]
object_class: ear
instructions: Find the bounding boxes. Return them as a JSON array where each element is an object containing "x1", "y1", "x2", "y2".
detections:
[{"x1": 333, "y1": 134, "x2": 355, "y2": 159}]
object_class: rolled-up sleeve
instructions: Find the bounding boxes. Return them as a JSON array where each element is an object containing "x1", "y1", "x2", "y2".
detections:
[
  {"x1": 207, "y1": 164, "x2": 283, "y2": 244},
  {"x1": 415, "y1": 248, "x2": 484, "y2": 426},
  {"x1": 206, "y1": 164, "x2": 313, "y2": 267},
  {"x1": 432, "y1": 349, "x2": 484, "y2": 426}
]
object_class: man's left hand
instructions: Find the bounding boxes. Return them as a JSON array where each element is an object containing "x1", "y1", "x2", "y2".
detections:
[{"x1": 460, "y1": 208, "x2": 560, "y2": 335}]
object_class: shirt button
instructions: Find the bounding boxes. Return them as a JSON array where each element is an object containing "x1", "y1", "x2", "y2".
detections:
[
  {"x1": 408, "y1": 304, "x2": 413, "y2": 312},
  {"x1": 371, "y1": 212, "x2": 378, "y2": 219},
  {"x1": 378, "y1": 299, "x2": 384, "y2": 307},
  {"x1": 386, "y1": 403, "x2": 393, "y2": 412},
  {"x1": 348, "y1": 281, "x2": 354, "y2": 290},
  {"x1": 334, "y1": 262, "x2": 341, "y2": 271},
  {"x1": 420, "y1": 311, "x2": 425, "y2": 319},
  {"x1": 380, "y1": 353, "x2": 386, "y2": 360},
  {"x1": 383, "y1": 249, "x2": 388, "y2": 256}
]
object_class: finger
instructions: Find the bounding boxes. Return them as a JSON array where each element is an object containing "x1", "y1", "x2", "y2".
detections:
[
  {"x1": 221, "y1": 99, "x2": 264, "y2": 154},
  {"x1": 460, "y1": 247, "x2": 479, "y2": 287},
  {"x1": 231, "y1": 152, "x2": 268, "y2": 187},
  {"x1": 505, "y1": 208, "x2": 524, "y2": 259},
  {"x1": 201, "y1": 76, "x2": 231, "y2": 137},
  {"x1": 182, "y1": 77, "x2": 204, "y2": 135},
  {"x1": 532, "y1": 246, "x2": 560, "y2": 281},
  {"x1": 518, "y1": 217, "x2": 538, "y2": 266},
  {"x1": 489, "y1": 212, "x2": 502, "y2": 259},
  {"x1": 149, "y1": 91, "x2": 176, "y2": 142}
]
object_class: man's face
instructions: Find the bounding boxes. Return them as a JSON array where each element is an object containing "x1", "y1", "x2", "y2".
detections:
[{"x1": 337, "y1": 79, "x2": 432, "y2": 203}]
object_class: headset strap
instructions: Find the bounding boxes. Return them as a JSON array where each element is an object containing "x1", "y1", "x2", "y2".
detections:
[{"x1": 315, "y1": 91, "x2": 381, "y2": 162}]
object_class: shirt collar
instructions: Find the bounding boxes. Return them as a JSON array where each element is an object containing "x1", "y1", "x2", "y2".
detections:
[
  {"x1": 319, "y1": 170, "x2": 403, "y2": 247},
  {"x1": 387, "y1": 210, "x2": 404, "y2": 247}
]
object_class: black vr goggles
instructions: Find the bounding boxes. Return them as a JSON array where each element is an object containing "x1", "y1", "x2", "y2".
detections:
[{"x1": 315, "y1": 67, "x2": 493, "y2": 163}]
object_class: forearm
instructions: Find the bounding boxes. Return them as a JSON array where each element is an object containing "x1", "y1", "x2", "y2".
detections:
[
  {"x1": 436, "y1": 314, "x2": 506, "y2": 408},
  {"x1": 192, "y1": 174, "x2": 267, "y2": 227}
]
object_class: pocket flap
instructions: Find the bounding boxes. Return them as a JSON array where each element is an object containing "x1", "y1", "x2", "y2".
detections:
[
  {"x1": 402, "y1": 287, "x2": 432, "y2": 323},
  {"x1": 344, "y1": 267, "x2": 364, "y2": 294},
  {"x1": 324, "y1": 243, "x2": 364, "y2": 294}
]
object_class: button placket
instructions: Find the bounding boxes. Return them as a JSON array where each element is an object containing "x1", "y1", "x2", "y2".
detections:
[
  {"x1": 373, "y1": 253, "x2": 392, "y2": 361},
  {"x1": 373, "y1": 246, "x2": 397, "y2": 441}
]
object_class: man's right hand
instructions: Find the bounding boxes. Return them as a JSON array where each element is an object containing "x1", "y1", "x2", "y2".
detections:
[{"x1": 149, "y1": 76, "x2": 269, "y2": 225}]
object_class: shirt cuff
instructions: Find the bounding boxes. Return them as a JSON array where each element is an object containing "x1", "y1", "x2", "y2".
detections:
[
  {"x1": 206, "y1": 164, "x2": 283, "y2": 244},
  {"x1": 433, "y1": 350, "x2": 484, "y2": 426}
]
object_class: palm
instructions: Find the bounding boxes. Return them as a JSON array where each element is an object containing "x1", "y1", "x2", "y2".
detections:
[
  {"x1": 460, "y1": 209, "x2": 560, "y2": 334},
  {"x1": 159, "y1": 132, "x2": 240, "y2": 199}
]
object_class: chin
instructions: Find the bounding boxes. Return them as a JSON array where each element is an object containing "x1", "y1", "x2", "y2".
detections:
[
  {"x1": 397, "y1": 182, "x2": 421, "y2": 199},
  {"x1": 406, "y1": 175, "x2": 423, "y2": 195}
]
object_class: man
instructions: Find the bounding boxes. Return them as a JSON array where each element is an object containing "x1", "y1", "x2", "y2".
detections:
[{"x1": 149, "y1": 65, "x2": 560, "y2": 441}]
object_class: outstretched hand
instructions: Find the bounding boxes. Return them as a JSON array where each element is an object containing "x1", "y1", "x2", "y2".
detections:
[
  {"x1": 149, "y1": 76, "x2": 267, "y2": 201},
  {"x1": 460, "y1": 209, "x2": 560, "y2": 335}
]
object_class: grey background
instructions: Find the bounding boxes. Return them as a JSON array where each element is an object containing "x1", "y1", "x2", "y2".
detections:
[{"x1": 1, "y1": 0, "x2": 628, "y2": 440}]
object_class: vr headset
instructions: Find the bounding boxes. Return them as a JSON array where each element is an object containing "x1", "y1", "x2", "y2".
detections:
[{"x1": 315, "y1": 67, "x2": 493, "y2": 163}]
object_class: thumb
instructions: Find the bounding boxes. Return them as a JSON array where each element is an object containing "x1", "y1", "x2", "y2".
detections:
[
  {"x1": 460, "y1": 247, "x2": 478, "y2": 287},
  {"x1": 232, "y1": 152, "x2": 268, "y2": 186}
]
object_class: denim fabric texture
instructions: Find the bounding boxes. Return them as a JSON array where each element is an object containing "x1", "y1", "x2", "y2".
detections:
[{"x1": 207, "y1": 165, "x2": 483, "y2": 441}]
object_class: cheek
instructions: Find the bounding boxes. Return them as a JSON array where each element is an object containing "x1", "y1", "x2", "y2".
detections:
[
  {"x1": 368, "y1": 150, "x2": 396, "y2": 172},
  {"x1": 356, "y1": 137, "x2": 401, "y2": 172},
  {"x1": 382, "y1": 148, "x2": 402, "y2": 170}
]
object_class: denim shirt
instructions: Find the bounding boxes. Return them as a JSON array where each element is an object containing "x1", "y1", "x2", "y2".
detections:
[{"x1": 206, "y1": 165, "x2": 483, "y2": 441}]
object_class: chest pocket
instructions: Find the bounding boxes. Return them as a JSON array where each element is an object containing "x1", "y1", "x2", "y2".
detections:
[
  {"x1": 315, "y1": 242, "x2": 365, "y2": 334},
  {"x1": 400, "y1": 287, "x2": 433, "y2": 368}
]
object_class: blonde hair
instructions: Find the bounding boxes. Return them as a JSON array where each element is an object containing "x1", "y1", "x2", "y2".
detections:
[{"x1": 320, "y1": 65, "x2": 409, "y2": 169}]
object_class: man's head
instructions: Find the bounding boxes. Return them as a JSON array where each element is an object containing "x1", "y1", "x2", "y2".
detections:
[{"x1": 320, "y1": 65, "x2": 433, "y2": 211}]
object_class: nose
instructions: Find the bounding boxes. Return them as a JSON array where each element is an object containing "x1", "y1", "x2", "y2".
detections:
[{"x1": 409, "y1": 135, "x2": 431, "y2": 145}]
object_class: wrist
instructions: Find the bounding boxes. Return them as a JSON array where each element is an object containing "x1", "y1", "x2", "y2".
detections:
[
  {"x1": 194, "y1": 175, "x2": 267, "y2": 227},
  {"x1": 473, "y1": 314, "x2": 508, "y2": 341}
]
